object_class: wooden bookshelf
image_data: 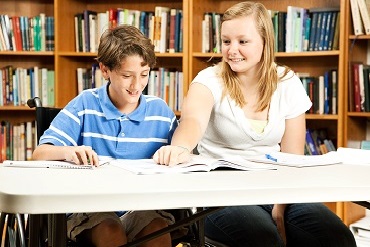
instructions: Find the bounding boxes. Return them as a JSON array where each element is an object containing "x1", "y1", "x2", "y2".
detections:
[
  {"x1": 0, "y1": 0, "x2": 54, "y2": 122},
  {"x1": 0, "y1": 0, "x2": 188, "y2": 120},
  {"x1": 54, "y1": 0, "x2": 188, "y2": 113},
  {"x1": 342, "y1": 0, "x2": 368, "y2": 225}
]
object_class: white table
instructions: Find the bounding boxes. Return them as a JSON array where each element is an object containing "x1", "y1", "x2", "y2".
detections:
[{"x1": 1, "y1": 163, "x2": 370, "y2": 246}]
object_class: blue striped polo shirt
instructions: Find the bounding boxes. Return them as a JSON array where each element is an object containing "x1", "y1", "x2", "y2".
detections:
[{"x1": 39, "y1": 83, "x2": 178, "y2": 160}]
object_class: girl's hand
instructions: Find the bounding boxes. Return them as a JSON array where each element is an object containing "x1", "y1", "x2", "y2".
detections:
[{"x1": 153, "y1": 145, "x2": 191, "y2": 166}]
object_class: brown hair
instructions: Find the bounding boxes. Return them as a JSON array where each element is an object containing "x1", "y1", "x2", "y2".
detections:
[
  {"x1": 96, "y1": 25, "x2": 156, "y2": 70},
  {"x1": 219, "y1": 1, "x2": 290, "y2": 111}
]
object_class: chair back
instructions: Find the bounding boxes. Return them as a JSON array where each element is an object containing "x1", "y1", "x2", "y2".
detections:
[
  {"x1": 27, "y1": 97, "x2": 61, "y2": 143},
  {"x1": 35, "y1": 107, "x2": 61, "y2": 143}
]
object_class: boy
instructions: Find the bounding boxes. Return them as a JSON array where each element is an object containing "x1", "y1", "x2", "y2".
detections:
[{"x1": 32, "y1": 25, "x2": 177, "y2": 247}]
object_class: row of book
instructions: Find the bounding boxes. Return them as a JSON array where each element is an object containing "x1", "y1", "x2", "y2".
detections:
[
  {"x1": 0, "y1": 121, "x2": 36, "y2": 162},
  {"x1": 350, "y1": 62, "x2": 370, "y2": 112},
  {"x1": 305, "y1": 128, "x2": 336, "y2": 155},
  {"x1": 147, "y1": 68, "x2": 184, "y2": 111},
  {"x1": 74, "y1": 7, "x2": 183, "y2": 53},
  {"x1": 77, "y1": 64, "x2": 105, "y2": 94},
  {"x1": 76, "y1": 64, "x2": 183, "y2": 111},
  {"x1": 298, "y1": 69, "x2": 338, "y2": 115},
  {"x1": 0, "y1": 66, "x2": 55, "y2": 107},
  {"x1": 201, "y1": 6, "x2": 340, "y2": 53},
  {"x1": 0, "y1": 14, "x2": 54, "y2": 52},
  {"x1": 349, "y1": 0, "x2": 370, "y2": 35}
]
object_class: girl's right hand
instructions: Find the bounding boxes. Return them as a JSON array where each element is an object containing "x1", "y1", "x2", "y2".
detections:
[{"x1": 153, "y1": 145, "x2": 191, "y2": 166}]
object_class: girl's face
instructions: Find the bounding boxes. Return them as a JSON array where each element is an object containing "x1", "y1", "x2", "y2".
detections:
[
  {"x1": 103, "y1": 55, "x2": 150, "y2": 113},
  {"x1": 221, "y1": 16, "x2": 264, "y2": 76}
]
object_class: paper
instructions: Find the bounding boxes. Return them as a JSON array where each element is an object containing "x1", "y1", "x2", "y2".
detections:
[
  {"x1": 2, "y1": 160, "x2": 94, "y2": 169},
  {"x1": 110, "y1": 155, "x2": 276, "y2": 175},
  {"x1": 337, "y1": 147, "x2": 370, "y2": 165},
  {"x1": 244, "y1": 151, "x2": 342, "y2": 167}
]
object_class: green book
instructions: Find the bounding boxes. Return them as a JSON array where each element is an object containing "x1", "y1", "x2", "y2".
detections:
[{"x1": 47, "y1": 70, "x2": 55, "y2": 107}]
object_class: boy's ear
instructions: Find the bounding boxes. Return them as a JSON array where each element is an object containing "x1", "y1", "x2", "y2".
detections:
[{"x1": 99, "y1": 63, "x2": 110, "y2": 79}]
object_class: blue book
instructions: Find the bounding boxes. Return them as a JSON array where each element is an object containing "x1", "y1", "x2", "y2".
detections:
[
  {"x1": 361, "y1": 140, "x2": 370, "y2": 150},
  {"x1": 308, "y1": 12, "x2": 318, "y2": 51},
  {"x1": 305, "y1": 129, "x2": 320, "y2": 155},
  {"x1": 322, "y1": 12, "x2": 333, "y2": 50},
  {"x1": 318, "y1": 12, "x2": 328, "y2": 51},
  {"x1": 176, "y1": 10, "x2": 183, "y2": 52},
  {"x1": 313, "y1": 11, "x2": 323, "y2": 51},
  {"x1": 303, "y1": 13, "x2": 311, "y2": 51},
  {"x1": 324, "y1": 70, "x2": 330, "y2": 114}
]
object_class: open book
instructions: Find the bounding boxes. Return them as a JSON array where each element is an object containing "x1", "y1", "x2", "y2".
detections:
[
  {"x1": 2, "y1": 160, "x2": 95, "y2": 169},
  {"x1": 109, "y1": 155, "x2": 276, "y2": 175}
]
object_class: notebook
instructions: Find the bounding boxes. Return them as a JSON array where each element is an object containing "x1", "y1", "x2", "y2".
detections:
[{"x1": 2, "y1": 160, "x2": 95, "y2": 169}]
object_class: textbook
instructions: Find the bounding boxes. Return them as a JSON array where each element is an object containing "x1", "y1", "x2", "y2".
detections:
[
  {"x1": 110, "y1": 155, "x2": 276, "y2": 175},
  {"x1": 2, "y1": 160, "x2": 95, "y2": 169}
]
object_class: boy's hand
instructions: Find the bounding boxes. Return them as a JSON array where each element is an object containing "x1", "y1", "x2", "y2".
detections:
[
  {"x1": 153, "y1": 145, "x2": 191, "y2": 166},
  {"x1": 64, "y1": 145, "x2": 100, "y2": 167}
]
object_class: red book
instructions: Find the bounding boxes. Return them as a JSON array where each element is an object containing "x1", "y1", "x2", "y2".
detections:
[
  {"x1": 168, "y1": 9, "x2": 176, "y2": 53},
  {"x1": 11, "y1": 16, "x2": 23, "y2": 51},
  {"x1": 108, "y1": 8, "x2": 117, "y2": 29},
  {"x1": 352, "y1": 62, "x2": 362, "y2": 112}
]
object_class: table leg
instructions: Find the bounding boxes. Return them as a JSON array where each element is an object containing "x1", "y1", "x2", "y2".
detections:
[
  {"x1": 28, "y1": 214, "x2": 41, "y2": 247},
  {"x1": 50, "y1": 214, "x2": 67, "y2": 247}
]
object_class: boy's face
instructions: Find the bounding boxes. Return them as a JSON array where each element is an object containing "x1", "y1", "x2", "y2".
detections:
[{"x1": 103, "y1": 55, "x2": 150, "y2": 113}]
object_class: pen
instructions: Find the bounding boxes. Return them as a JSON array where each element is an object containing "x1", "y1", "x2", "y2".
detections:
[{"x1": 265, "y1": 154, "x2": 277, "y2": 162}]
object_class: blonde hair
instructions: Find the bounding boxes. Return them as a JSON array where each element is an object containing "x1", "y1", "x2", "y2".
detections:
[
  {"x1": 96, "y1": 25, "x2": 156, "y2": 70},
  {"x1": 219, "y1": 1, "x2": 290, "y2": 111}
]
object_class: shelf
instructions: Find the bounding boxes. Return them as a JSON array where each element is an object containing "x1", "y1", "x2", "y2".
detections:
[
  {"x1": 58, "y1": 51, "x2": 185, "y2": 58},
  {"x1": 306, "y1": 114, "x2": 339, "y2": 120},
  {"x1": 347, "y1": 112, "x2": 370, "y2": 117},
  {"x1": 0, "y1": 106, "x2": 34, "y2": 111},
  {"x1": 0, "y1": 51, "x2": 54, "y2": 56}
]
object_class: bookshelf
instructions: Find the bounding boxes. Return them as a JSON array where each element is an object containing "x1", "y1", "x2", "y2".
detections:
[
  {"x1": 0, "y1": 0, "x2": 54, "y2": 123},
  {"x1": 55, "y1": 0, "x2": 188, "y2": 114},
  {"x1": 0, "y1": 0, "x2": 188, "y2": 119},
  {"x1": 0, "y1": 0, "x2": 188, "y2": 162},
  {"x1": 188, "y1": 0, "x2": 348, "y2": 221},
  {"x1": 343, "y1": 0, "x2": 370, "y2": 225}
]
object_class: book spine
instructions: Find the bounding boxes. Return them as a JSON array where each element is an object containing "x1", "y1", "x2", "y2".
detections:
[
  {"x1": 350, "y1": 0, "x2": 365, "y2": 35},
  {"x1": 357, "y1": 0, "x2": 370, "y2": 34},
  {"x1": 305, "y1": 129, "x2": 320, "y2": 155},
  {"x1": 352, "y1": 63, "x2": 362, "y2": 112}
]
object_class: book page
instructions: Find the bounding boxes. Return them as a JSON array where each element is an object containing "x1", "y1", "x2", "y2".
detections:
[{"x1": 109, "y1": 155, "x2": 275, "y2": 175}]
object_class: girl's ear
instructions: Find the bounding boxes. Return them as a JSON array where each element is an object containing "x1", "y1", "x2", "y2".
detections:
[{"x1": 99, "y1": 62, "x2": 110, "y2": 80}]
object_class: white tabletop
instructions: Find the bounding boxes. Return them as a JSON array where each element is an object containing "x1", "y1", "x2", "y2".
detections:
[{"x1": 1, "y1": 163, "x2": 370, "y2": 214}]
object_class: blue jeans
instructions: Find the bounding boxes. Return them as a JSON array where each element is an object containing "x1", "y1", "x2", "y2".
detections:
[{"x1": 205, "y1": 203, "x2": 356, "y2": 247}]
